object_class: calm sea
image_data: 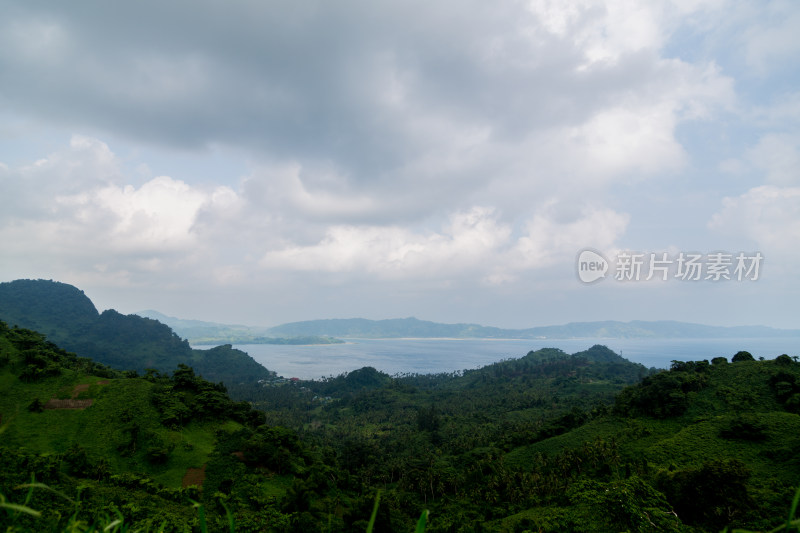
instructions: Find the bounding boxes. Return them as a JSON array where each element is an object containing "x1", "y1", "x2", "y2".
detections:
[{"x1": 232, "y1": 337, "x2": 800, "y2": 380}]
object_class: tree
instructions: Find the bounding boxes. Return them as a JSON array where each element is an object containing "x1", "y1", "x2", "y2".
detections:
[
  {"x1": 732, "y1": 351, "x2": 755, "y2": 363},
  {"x1": 417, "y1": 405, "x2": 441, "y2": 432},
  {"x1": 657, "y1": 459, "x2": 752, "y2": 530}
]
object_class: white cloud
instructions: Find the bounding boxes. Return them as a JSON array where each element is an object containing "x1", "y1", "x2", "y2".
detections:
[
  {"x1": 261, "y1": 203, "x2": 629, "y2": 285},
  {"x1": 709, "y1": 185, "x2": 800, "y2": 262},
  {"x1": 0, "y1": 137, "x2": 242, "y2": 274},
  {"x1": 526, "y1": 0, "x2": 728, "y2": 69},
  {"x1": 77, "y1": 177, "x2": 210, "y2": 251},
  {"x1": 261, "y1": 207, "x2": 512, "y2": 279},
  {"x1": 571, "y1": 103, "x2": 687, "y2": 176},
  {"x1": 512, "y1": 205, "x2": 630, "y2": 268}
]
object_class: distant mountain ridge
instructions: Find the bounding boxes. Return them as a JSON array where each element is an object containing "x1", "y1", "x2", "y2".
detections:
[
  {"x1": 266, "y1": 316, "x2": 800, "y2": 339},
  {"x1": 136, "y1": 311, "x2": 800, "y2": 340},
  {"x1": 138, "y1": 310, "x2": 343, "y2": 345}
]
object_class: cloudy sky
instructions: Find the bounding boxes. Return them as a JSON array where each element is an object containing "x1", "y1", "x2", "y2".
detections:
[{"x1": 1, "y1": 0, "x2": 798, "y2": 329}]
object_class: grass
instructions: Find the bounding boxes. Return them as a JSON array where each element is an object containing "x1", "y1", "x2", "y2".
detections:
[
  {"x1": 4, "y1": 479, "x2": 779, "y2": 531},
  {"x1": 2, "y1": 481, "x2": 432, "y2": 532}
]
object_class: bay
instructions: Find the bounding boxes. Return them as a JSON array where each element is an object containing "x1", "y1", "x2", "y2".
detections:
[{"x1": 233, "y1": 337, "x2": 800, "y2": 380}]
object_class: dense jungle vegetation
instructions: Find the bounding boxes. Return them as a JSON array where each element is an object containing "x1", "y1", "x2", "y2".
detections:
[{"x1": 1, "y1": 280, "x2": 799, "y2": 532}]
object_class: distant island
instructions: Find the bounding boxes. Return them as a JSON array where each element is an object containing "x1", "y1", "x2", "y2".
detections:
[
  {"x1": 191, "y1": 336, "x2": 344, "y2": 346},
  {"x1": 265, "y1": 316, "x2": 800, "y2": 340},
  {"x1": 141, "y1": 310, "x2": 800, "y2": 341}
]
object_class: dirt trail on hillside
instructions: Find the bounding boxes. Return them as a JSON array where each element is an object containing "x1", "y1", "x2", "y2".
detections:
[
  {"x1": 44, "y1": 398, "x2": 94, "y2": 409},
  {"x1": 182, "y1": 464, "x2": 207, "y2": 488},
  {"x1": 70, "y1": 384, "x2": 90, "y2": 398},
  {"x1": 43, "y1": 381, "x2": 110, "y2": 410}
]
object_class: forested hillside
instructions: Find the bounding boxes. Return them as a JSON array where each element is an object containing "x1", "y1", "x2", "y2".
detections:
[
  {"x1": 2, "y1": 314, "x2": 799, "y2": 531},
  {"x1": 0, "y1": 279, "x2": 273, "y2": 385}
]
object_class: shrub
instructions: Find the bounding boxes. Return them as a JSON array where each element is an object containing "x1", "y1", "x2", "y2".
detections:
[
  {"x1": 719, "y1": 415, "x2": 767, "y2": 441},
  {"x1": 145, "y1": 446, "x2": 170, "y2": 465},
  {"x1": 27, "y1": 398, "x2": 44, "y2": 413}
]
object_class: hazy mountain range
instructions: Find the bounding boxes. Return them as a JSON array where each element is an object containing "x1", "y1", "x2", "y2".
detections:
[{"x1": 142, "y1": 311, "x2": 800, "y2": 342}]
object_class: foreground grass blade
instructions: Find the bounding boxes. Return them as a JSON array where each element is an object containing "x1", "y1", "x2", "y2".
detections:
[
  {"x1": 189, "y1": 499, "x2": 208, "y2": 533},
  {"x1": 415, "y1": 509, "x2": 429, "y2": 533},
  {"x1": 220, "y1": 499, "x2": 236, "y2": 533},
  {"x1": 788, "y1": 486, "x2": 800, "y2": 532},
  {"x1": 0, "y1": 499, "x2": 42, "y2": 517},
  {"x1": 366, "y1": 490, "x2": 381, "y2": 533},
  {"x1": 16, "y1": 482, "x2": 75, "y2": 504}
]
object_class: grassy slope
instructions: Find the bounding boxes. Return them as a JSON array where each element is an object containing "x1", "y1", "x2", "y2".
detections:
[{"x1": 0, "y1": 338, "x2": 242, "y2": 489}]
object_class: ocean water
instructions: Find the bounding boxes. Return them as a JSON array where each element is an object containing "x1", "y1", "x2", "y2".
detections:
[{"x1": 233, "y1": 337, "x2": 800, "y2": 380}]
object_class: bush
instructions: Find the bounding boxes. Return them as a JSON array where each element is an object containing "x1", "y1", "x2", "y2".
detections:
[
  {"x1": 786, "y1": 394, "x2": 800, "y2": 414},
  {"x1": 145, "y1": 445, "x2": 170, "y2": 465},
  {"x1": 27, "y1": 397, "x2": 44, "y2": 412},
  {"x1": 719, "y1": 415, "x2": 767, "y2": 441},
  {"x1": 62, "y1": 443, "x2": 94, "y2": 477}
]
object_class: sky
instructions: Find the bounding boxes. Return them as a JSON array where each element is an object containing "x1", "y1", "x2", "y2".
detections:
[{"x1": 1, "y1": 0, "x2": 799, "y2": 330}]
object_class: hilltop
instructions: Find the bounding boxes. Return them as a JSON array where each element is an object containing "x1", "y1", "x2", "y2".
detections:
[{"x1": 0, "y1": 279, "x2": 273, "y2": 385}]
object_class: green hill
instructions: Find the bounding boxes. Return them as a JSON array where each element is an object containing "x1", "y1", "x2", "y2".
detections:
[
  {"x1": 496, "y1": 355, "x2": 800, "y2": 531},
  {"x1": 0, "y1": 279, "x2": 273, "y2": 385}
]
